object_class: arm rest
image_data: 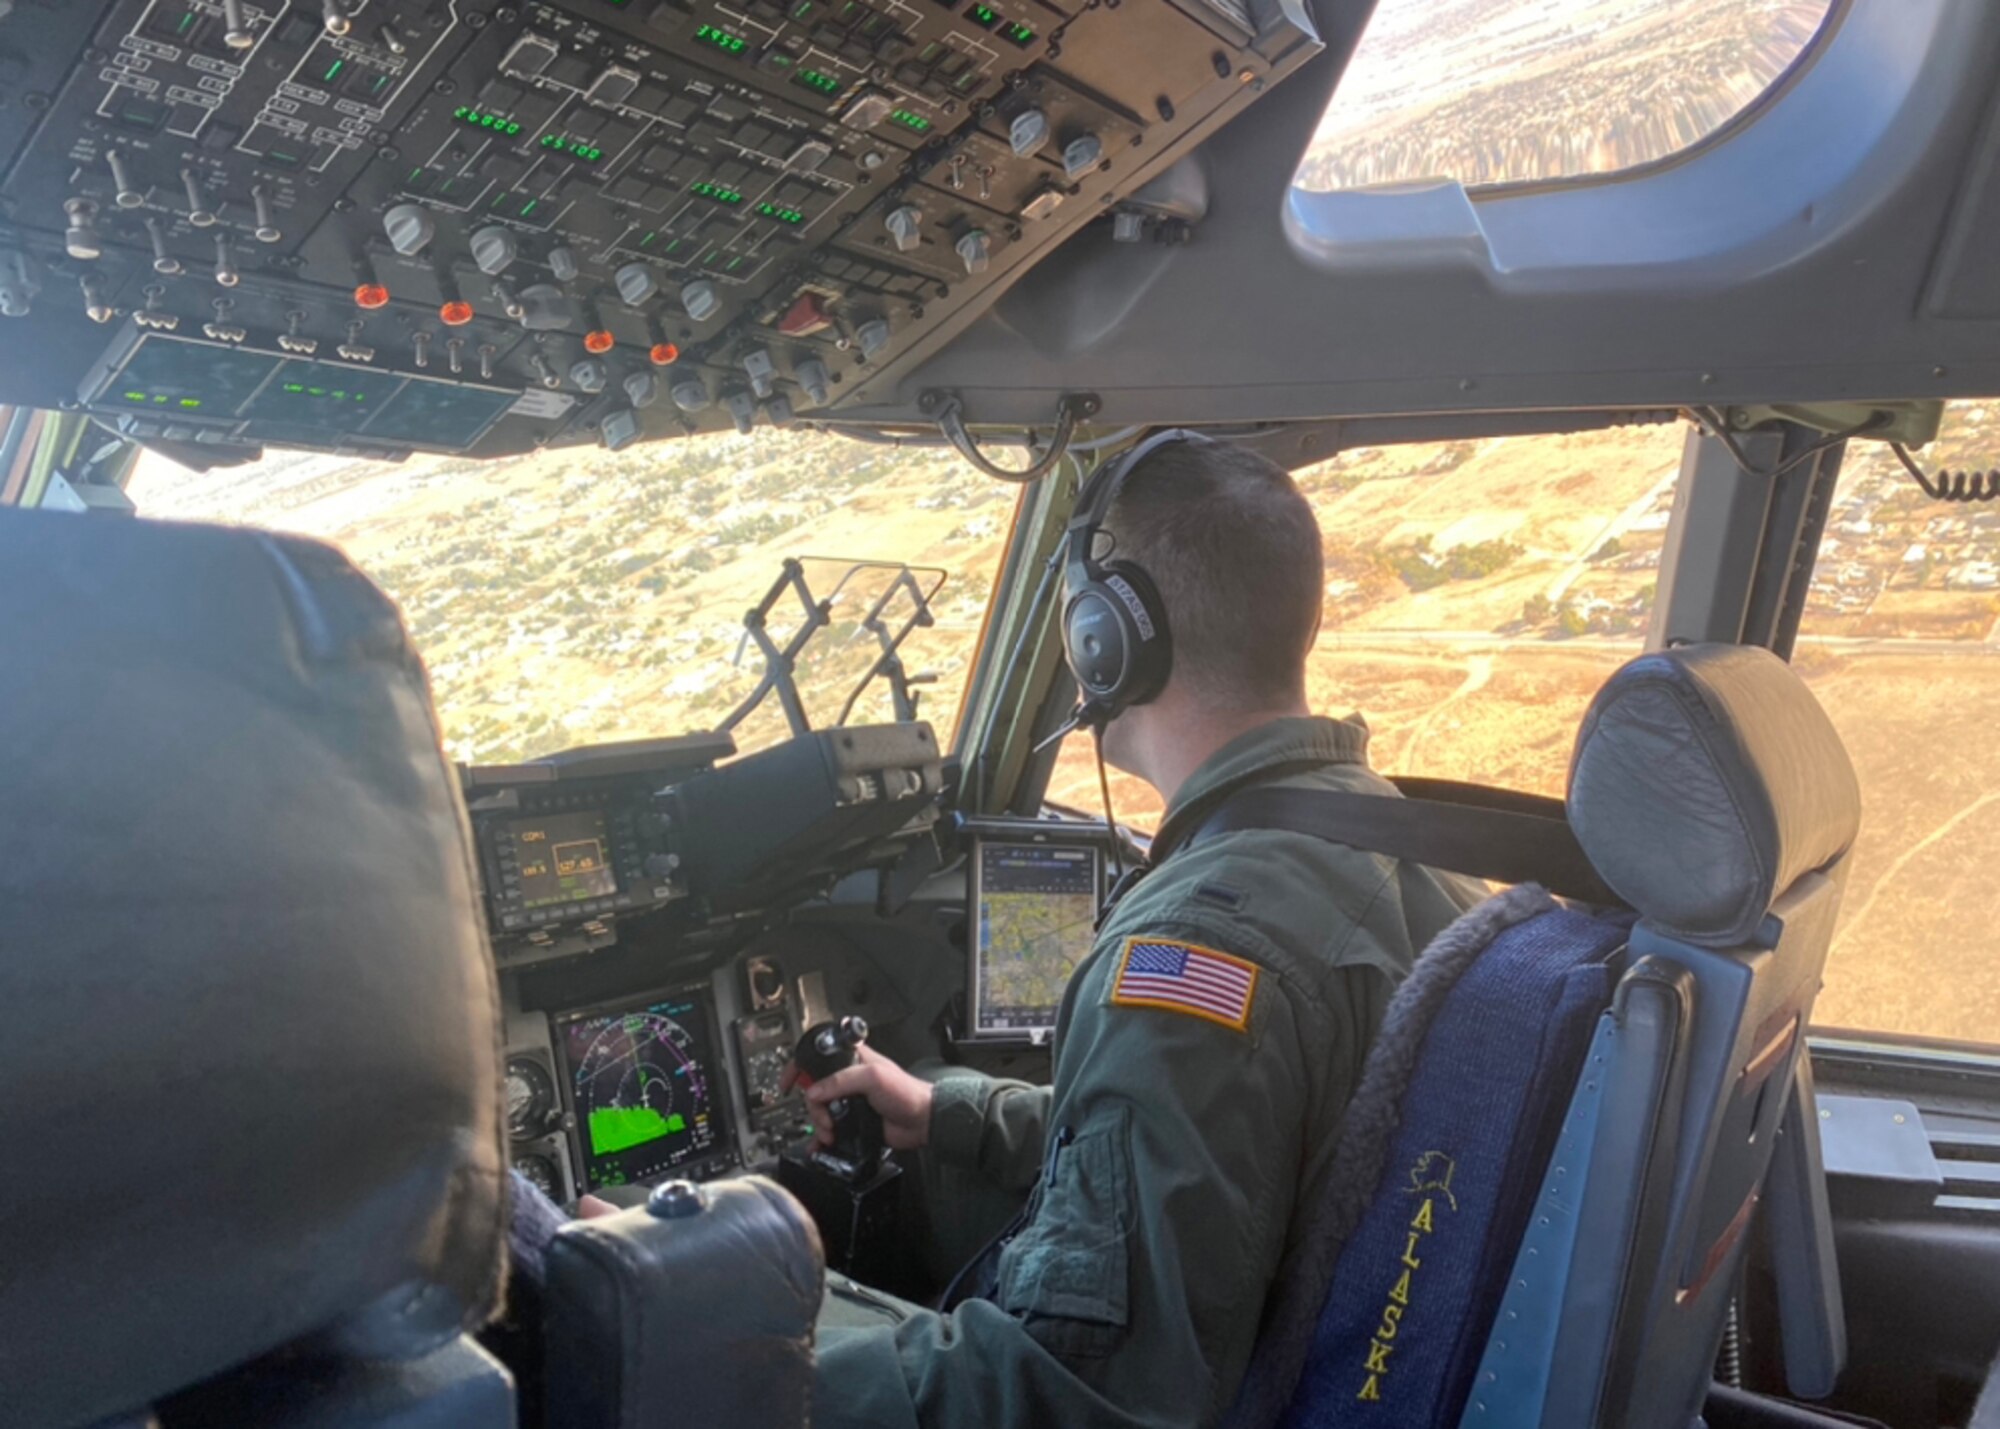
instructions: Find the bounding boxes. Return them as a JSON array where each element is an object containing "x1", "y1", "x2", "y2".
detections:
[{"x1": 543, "y1": 1176, "x2": 825, "y2": 1429}]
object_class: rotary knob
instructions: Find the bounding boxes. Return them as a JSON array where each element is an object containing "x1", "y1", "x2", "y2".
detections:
[
  {"x1": 884, "y1": 203, "x2": 922, "y2": 253},
  {"x1": 680, "y1": 280, "x2": 719, "y2": 322},
  {"x1": 955, "y1": 229, "x2": 991, "y2": 275},
  {"x1": 623, "y1": 369, "x2": 661, "y2": 408},
  {"x1": 600, "y1": 407, "x2": 642, "y2": 452},
  {"x1": 1061, "y1": 133, "x2": 1104, "y2": 180},
  {"x1": 615, "y1": 262, "x2": 661, "y2": 305},
  {"x1": 383, "y1": 203, "x2": 436, "y2": 257},
  {"x1": 795, "y1": 356, "x2": 831, "y2": 407},
  {"x1": 1009, "y1": 108, "x2": 1049, "y2": 158},
  {"x1": 470, "y1": 226, "x2": 520, "y2": 276},
  {"x1": 569, "y1": 357, "x2": 608, "y2": 393},
  {"x1": 548, "y1": 245, "x2": 581, "y2": 282},
  {"x1": 670, "y1": 378, "x2": 710, "y2": 413}
]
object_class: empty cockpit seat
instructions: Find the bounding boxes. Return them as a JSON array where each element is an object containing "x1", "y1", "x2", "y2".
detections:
[
  {"x1": 1231, "y1": 643, "x2": 1860, "y2": 1429},
  {"x1": 0, "y1": 510, "x2": 513, "y2": 1428}
]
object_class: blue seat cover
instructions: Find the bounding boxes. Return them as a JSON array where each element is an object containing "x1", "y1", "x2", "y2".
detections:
[{"x1": 1280, "y1": 906, "x2": 1626, "y2": 1426}]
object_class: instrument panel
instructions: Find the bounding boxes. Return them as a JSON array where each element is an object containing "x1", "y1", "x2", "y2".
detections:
[{"x1": 0, "y1": 0, "x2": 1320, "y2": 459}]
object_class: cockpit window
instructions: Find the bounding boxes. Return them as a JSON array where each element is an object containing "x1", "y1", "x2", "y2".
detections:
[
  {"x1": 1795, "y1": 403, "x2": 2000, "y2": 1048},
  {"x1": 1294, "y1": 0, "x2": 1837, "y2": 194},
  {"x1": 127, "y1": 432, "x2": 1014, "y2": 763},
  {"x1": 1048, "y1": 406, "x2": 2000, "y2": 1049},
  {"x1": 1046, "y1": 420, "x2": 1681, "y2": 829}
]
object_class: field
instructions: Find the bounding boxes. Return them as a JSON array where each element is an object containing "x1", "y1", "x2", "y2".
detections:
[
  {"x1": 133, "y1": 408, "x2": 2000, "y2": 1045},
  {"x1": 132, "y1": 431, "x2": 1017, "y2": 763},
  {"x1": 1296, "y1": 0, "x2": 1834, "y2": 191},
  {"x1": 1042, "y1": 416, "x2": 2000, "y2": 1046}
]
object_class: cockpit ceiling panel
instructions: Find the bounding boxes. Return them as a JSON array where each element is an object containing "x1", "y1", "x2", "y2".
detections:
[
  {"x1": 0, "y1": 0, "x2": 1319, "y2": 460},
  {"x1": 833, "y1": 0, "x2": 2000, "y2": 427}
]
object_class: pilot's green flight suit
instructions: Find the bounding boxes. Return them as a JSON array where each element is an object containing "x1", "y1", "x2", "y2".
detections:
[{"x1": 813, "y1": 715, "x2": 1479, "y2": 1429}]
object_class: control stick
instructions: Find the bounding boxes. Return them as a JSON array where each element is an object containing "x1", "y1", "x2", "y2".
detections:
[
  {"x1": 791, "y1": 1016, "x2": 886, "y2": 1177},
  {"x1": 777, "y1": 1014, "x2": 907, "y2": 1285}
]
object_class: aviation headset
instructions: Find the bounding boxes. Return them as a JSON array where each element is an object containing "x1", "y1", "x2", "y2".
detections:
[{"x1": 1060, "y1": 428, "x2": 1216, "y2": 726}]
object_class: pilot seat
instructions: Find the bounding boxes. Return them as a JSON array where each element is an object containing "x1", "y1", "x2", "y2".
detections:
[
  {"x1": 0, "y1": 509, "x2": 826, "y2": 1429},
  {"x1": 1231, "y1": 643, "x2": 1862, "y2": 1429}
]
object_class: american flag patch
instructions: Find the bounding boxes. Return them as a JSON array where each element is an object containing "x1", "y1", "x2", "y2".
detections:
[{"x1": 1110, "y1": 938, "x2": 1259, "y2": 1032}]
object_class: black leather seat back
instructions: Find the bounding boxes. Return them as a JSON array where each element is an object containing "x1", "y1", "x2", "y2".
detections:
[{"x1": 0, "y1": 511, "x2": 508, "y2": 1429}]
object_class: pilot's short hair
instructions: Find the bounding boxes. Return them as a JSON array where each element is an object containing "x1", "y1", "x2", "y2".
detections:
[{"x1": 1102, "y1": 438, "x2": 1323, "y2": 709}]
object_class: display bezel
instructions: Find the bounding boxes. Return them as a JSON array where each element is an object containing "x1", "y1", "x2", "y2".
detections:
[
  {"x1": 966, "y1": 825, "x2": 1107, "y2": 1044},
  {"x1": 551, "y1": 982, "x2": 736, "y2": 1192}
]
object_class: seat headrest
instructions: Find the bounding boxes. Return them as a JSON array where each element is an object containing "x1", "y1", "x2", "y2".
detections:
[
  {"x1": 0, "y1": 510, "x2": 507, "y2": 1429},
  {"x1": 1567, "y1": 644, "x2": 1860, "y2": 948}
]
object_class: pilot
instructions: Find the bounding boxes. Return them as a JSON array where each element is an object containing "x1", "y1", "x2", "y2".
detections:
[{"x1": 798, "y1": 434, "x2": 1480, "y2": 1428}]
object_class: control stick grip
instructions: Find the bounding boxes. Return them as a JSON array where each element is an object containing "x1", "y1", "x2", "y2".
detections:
[{"x1": 793, "y1": 1016, "x2": 886, "y2": 1172}]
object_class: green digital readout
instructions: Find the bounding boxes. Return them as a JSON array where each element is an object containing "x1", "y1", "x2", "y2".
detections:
[
  {"x1": 792, "y1": 67, "x2": 843, "y2": 96},
  {"x1": 1002, "y1": 19, "x2": 1035, "y2": 44},
  {"x1": 278, "y1": 382, "x2": 369, "y2": 403},
  {"x1": 690, "y1": 180, "x2": 744, "y2": 205},
  {"x1": 889, "y1": 108, "x2": 931, "y2": 133},
  {"x1": 965, "y1": 3, "x2": 999, "y2": 27},
  {"x1": 755, "y1": 201, "x2": 805, "y2": 224},
  {"x1": 695, "y1": 23, "x2": 748, "y2": 54},
  {"x1": 121, "y1": 392, "x2": 204, "y2": 409},
  {"x1": 455, "y1": 106, "x2": 524, "y2": 136},
  {"x1": 540, "y1": 133, "x2": 604, "y2": 162}
]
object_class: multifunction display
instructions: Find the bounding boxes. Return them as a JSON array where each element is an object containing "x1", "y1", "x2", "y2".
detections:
[
  {"x1": 972, "y1": 839, "x2": 1102, "y2": 1038},
  {"x1": 556, "y1": 990, "x2": 731, "y2": 1190},
  {"x1": 508, "y1": 809, "x2": 618, "y2": 910},
  {"x1": 475, "y1": 788, "x2": 662, "y2": 934}
]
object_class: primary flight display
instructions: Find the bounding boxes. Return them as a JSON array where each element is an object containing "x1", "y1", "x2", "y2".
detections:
[{"x1": 556, "y1": 989, "x2": 730, "y2": 1190}]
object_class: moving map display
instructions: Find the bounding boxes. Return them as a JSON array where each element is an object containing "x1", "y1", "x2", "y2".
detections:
[
  {"x1": 556, "y1": 991, "x2": 727, "y2": 1190},
  {"x1": 510, "y1": 810, "x2": 618, "y2": 909},
  {"x1": 973, "y1": 840, "x2": 1102, "y2": 1038}
]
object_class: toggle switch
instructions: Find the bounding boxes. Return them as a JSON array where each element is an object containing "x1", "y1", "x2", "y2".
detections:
[
  {"x1": 63, "y1": 199, "x2": 103, "y2": 262},
  {"x1": 181, "y1": 168, "x2": 217, "y2": 228}
]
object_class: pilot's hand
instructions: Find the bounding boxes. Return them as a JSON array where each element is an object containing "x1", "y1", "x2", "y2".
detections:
[{"x1": 784, "y1": 1044, "x2": 934, "y2": 1151}]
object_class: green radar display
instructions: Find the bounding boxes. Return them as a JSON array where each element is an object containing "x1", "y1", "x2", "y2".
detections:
[{"x1": 559, "y1": 992, "x2": 726, "y2": 1189}]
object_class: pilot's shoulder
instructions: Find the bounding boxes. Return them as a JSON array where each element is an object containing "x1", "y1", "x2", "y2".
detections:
[{"x1": 1116, "y1": 821, "x2": 1410, "y2": 971}]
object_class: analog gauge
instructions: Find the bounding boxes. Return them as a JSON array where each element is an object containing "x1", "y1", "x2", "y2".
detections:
[
  {"x1": 505, "y1": 1057, "x2": 555, "y2": 1139},
  {"x1": 514, "y1": 1151, "x2": 561, "y2": 1200},
  {"x1": 748, "y1": 958, "x2": 785, "y2": 1008}
]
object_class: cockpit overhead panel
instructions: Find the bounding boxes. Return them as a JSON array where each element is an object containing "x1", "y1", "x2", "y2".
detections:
[{"x1": 0, "y1": 0, "x2": 1321, "y2": 461}]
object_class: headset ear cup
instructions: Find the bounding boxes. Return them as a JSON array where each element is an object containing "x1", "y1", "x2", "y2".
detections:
[{"x1": 1096, "y1": 559, "x2": 1172, "y2": 707}]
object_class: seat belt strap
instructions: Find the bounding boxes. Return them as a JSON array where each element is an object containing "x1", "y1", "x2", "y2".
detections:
[{"x1": 1189, "y1": 783, "x2": 1626, "y2": 908}]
